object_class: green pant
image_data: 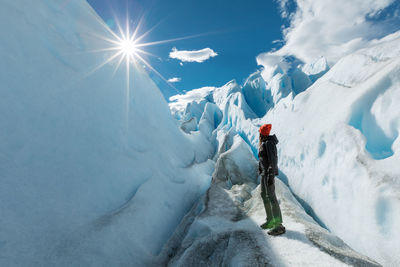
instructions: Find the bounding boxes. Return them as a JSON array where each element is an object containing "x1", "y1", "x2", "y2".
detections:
[{"x1": 260, "y1": 172, "x2": 282, "y2": 227}]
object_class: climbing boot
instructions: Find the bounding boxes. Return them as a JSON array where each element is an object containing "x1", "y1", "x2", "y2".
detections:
[
  {"x1": 267, "y1": 224, "x2": 286, "y2": 236},
  {"x1": 260, "y1": 217, "x2": 281, "y2": 230}
]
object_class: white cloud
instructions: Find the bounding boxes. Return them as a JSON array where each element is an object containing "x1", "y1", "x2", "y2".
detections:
[
  {"x1": 167, "y1": 77, "x2": 182, "y2": 83},
  {"x1": 277, "y1": 0, "x2": 291, "y2": 18},
  {"x1": 260, "y1": 0, "x2": 398, "y2": 66},
  {"x1": 169, "y1": 47, "x2": 218, "y2": 63}
]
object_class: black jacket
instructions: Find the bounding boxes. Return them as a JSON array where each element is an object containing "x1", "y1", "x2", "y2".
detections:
[{"x1": 258, "y1": 134, "x2": 279, "y2": 176}]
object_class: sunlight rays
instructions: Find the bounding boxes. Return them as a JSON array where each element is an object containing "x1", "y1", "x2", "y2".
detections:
[
  {"x1": 89, "y1": 15, "x2": 184, "y2": 94},
  {"x1": 86, "y1": 15, "x2": 185, "y2": 136},
  {"x1": 88, "y1": 14, "x2": 219, "y2": 95},
  {"x1": 86, "y1": 14, "x2": 218, "y2": 136}
]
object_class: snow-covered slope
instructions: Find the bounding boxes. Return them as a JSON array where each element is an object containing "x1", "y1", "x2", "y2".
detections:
[
  {"x1": 169, "y1": 32, "x2": 400, "y2": 266},
  {"x1": 0, "y1": 1, "x2": 211, "y2": 266}
]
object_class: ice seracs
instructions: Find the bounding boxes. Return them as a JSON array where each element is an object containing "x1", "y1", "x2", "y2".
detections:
[
  {"x1": 241, "y1": 72, "x2": 273, "y2": 118},
  {"x1": 301, "y1": 56, "x2": 330, "y2": 83}
]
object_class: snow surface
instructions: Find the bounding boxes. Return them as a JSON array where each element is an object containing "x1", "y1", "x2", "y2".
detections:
[
  {"x1": 169, "y1": 33, "x2": 400, "y2": 266},
  {"x1": 0, "y1": 1, "x2": 212, "y2": 266}
]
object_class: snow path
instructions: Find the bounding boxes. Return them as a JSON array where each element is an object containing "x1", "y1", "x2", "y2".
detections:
[
  {"x1": 250, "y1": 182, "x2": 379, "y2": 266},
  {"x1": 155, "y1": 136, "x2": 380, "y2": 266}
]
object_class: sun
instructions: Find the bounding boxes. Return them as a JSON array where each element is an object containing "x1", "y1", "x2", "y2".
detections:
[
  {"x1": 89, "y1": 16, "x2": 171, "y2": 84},
  {"x1": 118, "y1": 38, "x2": 138, "y2": 59}
]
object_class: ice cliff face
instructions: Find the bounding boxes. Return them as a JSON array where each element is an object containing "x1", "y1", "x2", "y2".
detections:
[
  {"x1": 168, "y1": 32, "x2": 400, "y2": 266},
  {"x1": 0, "y1": 1, "x2": 211, "y2": 266}
]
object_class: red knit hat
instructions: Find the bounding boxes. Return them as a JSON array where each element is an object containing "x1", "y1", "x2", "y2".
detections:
[{"x1": 259, "y1": 124, "x2": 272, "y2": 136}]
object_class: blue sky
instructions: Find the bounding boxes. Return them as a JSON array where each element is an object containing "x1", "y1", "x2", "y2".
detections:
[
  {"x1": 87, "y1": 0, "x2": 286, "y2": 99},
  {"x1": 87, "y1": 0, "x2": 400, "y2": 99}
]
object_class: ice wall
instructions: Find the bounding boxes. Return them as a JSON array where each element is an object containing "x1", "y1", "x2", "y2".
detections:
[{"x1": 0, "y1": 1, "x2": 211, "y2": 266}]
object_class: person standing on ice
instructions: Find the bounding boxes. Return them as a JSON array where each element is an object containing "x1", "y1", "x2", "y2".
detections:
[{"x1": 258, "y1": 124, "x2": 286, "y2": 235}]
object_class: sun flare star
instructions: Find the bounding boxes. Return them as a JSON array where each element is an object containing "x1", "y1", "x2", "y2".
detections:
[
  {"x1": 89, "y1": 16, "x2": 200, "y2": 90},
  {"x1": 87, "y1": 16, "x2": 210, "y2": 135},
  {"x1": 90, "y1": 15, "x2": 210, "y2": 90},
  {"x1": 119, "y1": 38, "x2": 138, "y2": 59}
]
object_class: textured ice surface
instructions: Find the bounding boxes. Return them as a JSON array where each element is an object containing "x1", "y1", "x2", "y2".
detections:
[
  {"x1": 0, "y1": 1, "x2": 212, "y2": 266},
  {"x1": 241, "y1": 72, "x2": 273, "y2": 117},
  {"x1": 302, "y1": 56, "x2": 330, "y2": 82}
]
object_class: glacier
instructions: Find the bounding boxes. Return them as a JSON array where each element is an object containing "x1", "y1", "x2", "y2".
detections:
[{"x1": 1, "y1": 0, "x2": 399, "y2": 266}]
